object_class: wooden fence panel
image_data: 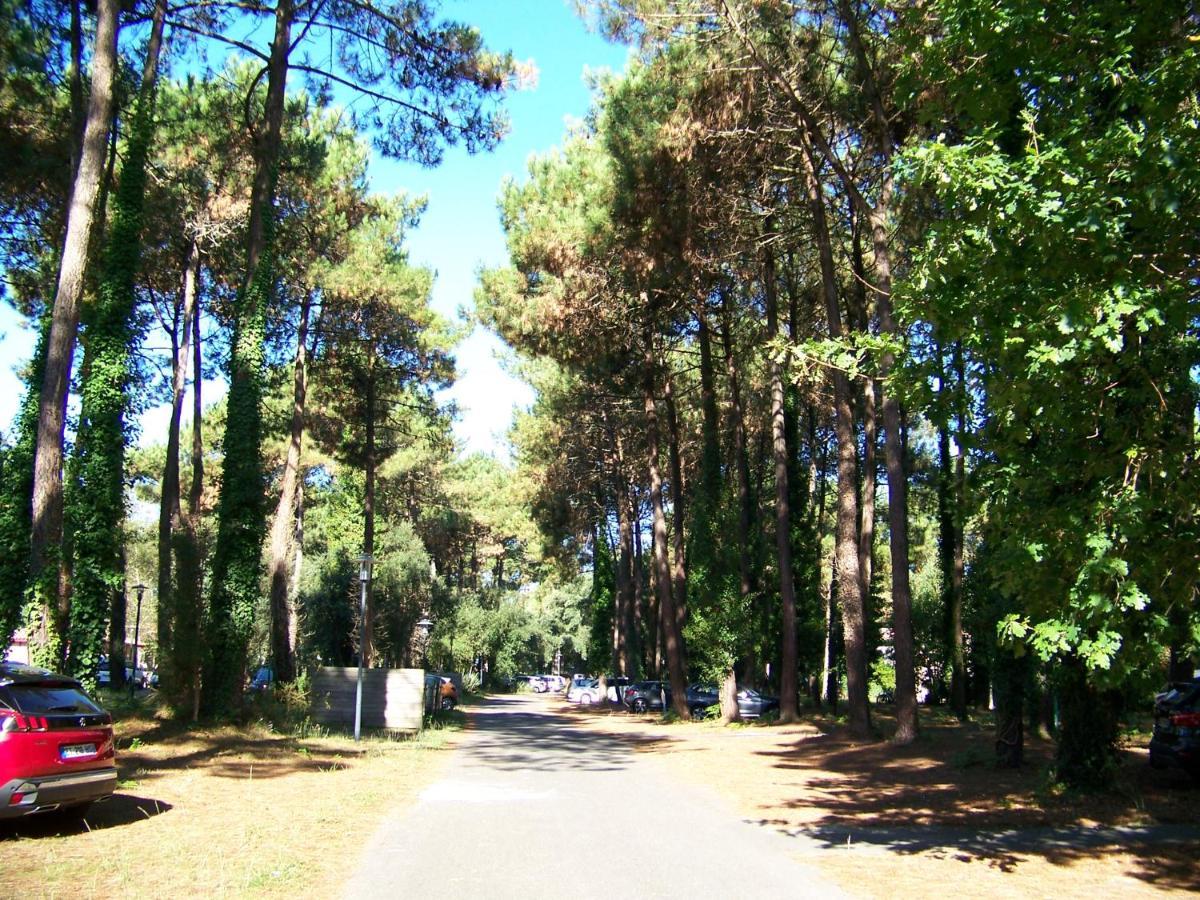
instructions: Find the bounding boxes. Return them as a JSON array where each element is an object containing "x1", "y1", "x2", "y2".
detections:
[{"x1": 310, "y1": 667, "x2": 424, "y2": 732}]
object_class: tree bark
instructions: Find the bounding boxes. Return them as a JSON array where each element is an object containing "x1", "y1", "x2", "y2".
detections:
[
  {"x1": 720, "y1": 667, "x2": 741, "y2": 724},
  {"x1": 158, "y1": 237, "x2": 200, "y2": 696},
  {"x1": 204, "y1": 0, "x2": 294, "y2": 712},
  {"x1": 29, "y1": 0, "x2": 120, "y2": 662},
  {"x1": 266, "y1": 290, "x2": 312, "y2": 684},
  {"x1": 663, "y1": 370, "x2": 688, "y2": 637},
  {"x1": 801, "y1": 140, "x2": 870, "y2": 737},
  {"x1": 174, "y1": 274, "x2": 205, "y2": 720},
  {"x1": 363, "y1": 336, "x2": 377, "y2": 667},
  {"x1": 720, "y1": 291, "x2": 758, "y2": 687},
  {"x1": 839, "y1": 0, "x2": 918, "y2": 744},
  {"x1": 950, "y1": 343, "x2": 968, "y2": 718},
  {"x1": 643, "y1": 333, "x2": 688, "y2": 717},
  {"x1": 615, "y1": 473, "x2": 636, "y2": 677},
  {"x1": 764, "y1": 237, "x2": 800, "y2": 723}
]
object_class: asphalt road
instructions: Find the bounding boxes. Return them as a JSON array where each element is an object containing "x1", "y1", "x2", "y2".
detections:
[{"x1": 343, "y1": 693, "x2": 849, "y2": 899}]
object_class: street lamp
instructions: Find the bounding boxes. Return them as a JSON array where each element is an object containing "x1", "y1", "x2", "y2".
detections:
[
  {"x1": 129, "y1": 584, "x2": 146, "y2": 700},
  {"x1": 354, "y1": 554, "x2": 374, "y2": 742}
]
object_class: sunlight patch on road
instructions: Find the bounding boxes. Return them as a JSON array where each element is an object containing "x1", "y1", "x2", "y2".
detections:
[{"x1": 420, "y1": 780, "x2": 555, "y2": 804}]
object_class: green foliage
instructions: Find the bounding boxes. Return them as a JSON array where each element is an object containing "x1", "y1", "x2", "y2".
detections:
[{"x1": 0, "y1": 312, "x2": 48, "y2": 646}]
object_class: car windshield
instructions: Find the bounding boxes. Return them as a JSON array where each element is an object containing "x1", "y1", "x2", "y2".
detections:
[{"x1": 8, "y1": 684, "x2": 103, "y2": 715}]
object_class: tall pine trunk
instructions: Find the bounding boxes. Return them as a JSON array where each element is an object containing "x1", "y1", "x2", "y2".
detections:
[
  {"x1": 266, "y1": 290, "x2": 313, "y2": 684},
  {"x1": 764, "y1": 237, "x2": 800, "y2": 723},
  {"x1": 664, "y1": 370, "x2": 688, "y2": 638},
  {"x1": 29, "y1": 0, "x2": 120, "y2": 668},
  {"x1": 204, "y1": 0, "x2": 294, "y2": 712},
  {"x1": 721, "y1": 292, "x2": 758, "y2": 686},
  {"x1": 615, "y1": 472, "x2": 636, "y2": 677},
  {"x1": 802, "y1": 140, "x2": 870, "y2": 737},
  {"x1": 159, "y1": 238, "x2": 199, "y2": 703},
  {"x1": 69, "y1": 0, "x2": 168, "y2": 688},
  {"x1": 643, "y1": 334, "x2": 688, "y2": 717},
  {"x1": 173, "y1": 298, "x2": 206, "y2": 720},
  {"x1": 838, "y1": 0, "x2": 917, "y2": 744}
]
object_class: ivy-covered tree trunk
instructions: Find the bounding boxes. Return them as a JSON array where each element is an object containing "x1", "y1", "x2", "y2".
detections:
[
  {"x1": 204, "y1": 0, "x2": 294, "y2": 713},
  {"x1": 68, "y1": 0, "x2": 167, "y2": 689},
  {"x1": 29, "y1": 0, "x2": 120, "y2": 669},
  {"x1": 266, "y1": 289, "x2": 313, "y2": 684}
]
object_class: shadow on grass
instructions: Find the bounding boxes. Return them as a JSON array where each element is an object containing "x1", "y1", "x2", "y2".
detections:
[
  {"x1": 732, "y1": 708, "x2": 1200, "y2": 891},
  {"x1": 0, "y1": 793, "x2": 173, "y2": 840}
]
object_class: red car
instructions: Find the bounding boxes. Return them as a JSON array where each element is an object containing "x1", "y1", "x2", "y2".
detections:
[{"x1": 1, "y1": 661, "x2": 117, "y2": 820}]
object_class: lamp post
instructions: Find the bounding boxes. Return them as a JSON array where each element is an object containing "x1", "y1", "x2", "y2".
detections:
[
  {"x1": 129, "y1": 584, "x2": 145, "y2": 699},
  {"x1": 354, "y1": 554, "x2": 374, "y2": 742}
]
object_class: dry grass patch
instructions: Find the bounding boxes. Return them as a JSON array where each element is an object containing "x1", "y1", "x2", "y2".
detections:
[
  {"x1": 0, "y1": 708, "x2": 460, "y2": 898},
  {"x1": 554, "y1": 697, "x2": 1200, "y2": 897}
]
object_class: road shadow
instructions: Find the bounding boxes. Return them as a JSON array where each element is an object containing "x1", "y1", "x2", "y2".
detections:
[
  {"x1": 0, "y1": 793, "x2": 173, "y2": 840},
  {"x1": 461, "y1": 695, "x2": 676, "y2": 773}
]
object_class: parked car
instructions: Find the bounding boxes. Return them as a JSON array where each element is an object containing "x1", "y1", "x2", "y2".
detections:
[
  {"x1": 1150, "y1": 677, "x2": 1200, "y2": 776},
  {"x1": 659, "y1": 683, "x2": 778, "y2": 719},
  {"x1": 622, "y1": 681, "x2": 667, "y2": 714},
  {"x1": 735, "y1": 687, "x2": 780, "y2": 719},
  {"x1": 437, "y1": 676, "x2": 458, "y2": 711},
  {"x1": 0, "y1": 661, "x2": 118, "y2": 820},
  {"x1": 567, "y1": 678, "x2": 602, "y2": 705},
  {"x1": 543, "y1": 674, "x2": 568, "y2": 692},
  {"x1": 247, "y1": 665, "x2": 274, "y2": 693},
  {"x1": 125, "y1": 666, "x2": 152, "y2": 690},
  {"x1": 530, "y1": 675, "x2": 551, "y2": 693},
  {"x1": 513, "y1": 674, "x2": 534, "y2": 692}
]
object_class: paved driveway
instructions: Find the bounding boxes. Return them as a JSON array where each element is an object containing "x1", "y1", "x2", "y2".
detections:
[{"x1": 343, "y1": 693, "x2": 849, "y2": 899}]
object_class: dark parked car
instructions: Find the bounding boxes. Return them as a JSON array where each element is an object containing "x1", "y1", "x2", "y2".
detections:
[
  {"x1": 662, "y1": 683, "x2": 780, "y2": 719},
  {"x1": 659, "y1": 683, "x2": 720, "y2": 717},
  {"x1": 735, "y1": 688, "x2": 780, "y2": 719},
  {"x1": 0, "y1": 661, "x2": 118, "y2": 820},
  {"x1": 247, "y1": 665, "x2": 274, "y2": 693},
  {"x1": 1150, "y1": 677, "x2": 1200, "y2": 777},
  {"x1": 622, "y1": 681, "x2": 667, "y2": 713}
]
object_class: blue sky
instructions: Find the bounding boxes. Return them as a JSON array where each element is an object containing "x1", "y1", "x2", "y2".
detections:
[{"x1": 0, "y1": 0, "x2": 630, "y2": 458}]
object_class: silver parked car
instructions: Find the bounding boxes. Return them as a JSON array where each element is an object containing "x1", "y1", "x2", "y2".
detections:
[{"x1": 566, "y1": 678, "x2": 602, "y2": 705}]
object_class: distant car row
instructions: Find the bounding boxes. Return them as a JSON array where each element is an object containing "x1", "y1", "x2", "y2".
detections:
[{"x1": 560, "y1": 676, "x2": 780, "y2": 720}]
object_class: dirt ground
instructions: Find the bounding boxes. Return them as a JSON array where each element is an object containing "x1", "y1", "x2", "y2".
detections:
[
  {"x1": 559, "y1": 698, "x2": 1200, "y2": 897},
  {"x1": 0, "y1": 710, "x2": 458, "y2": 898}
]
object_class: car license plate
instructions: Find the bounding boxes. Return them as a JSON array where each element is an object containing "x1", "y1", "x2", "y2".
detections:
[{"x1": 60, "y1": 743, "x2": 96, "y2": 759}]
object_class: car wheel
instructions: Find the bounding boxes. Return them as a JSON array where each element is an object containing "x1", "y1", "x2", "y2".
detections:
[
  {"x1": 440, "y1": 697, "x2": 455, "y2": 711},
  {"x1": 580, "y1": 694, "x2": 593, "y2": 706},
  {"x1": 632, "y1": 699, "x2": 648, "y2": 713}
]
